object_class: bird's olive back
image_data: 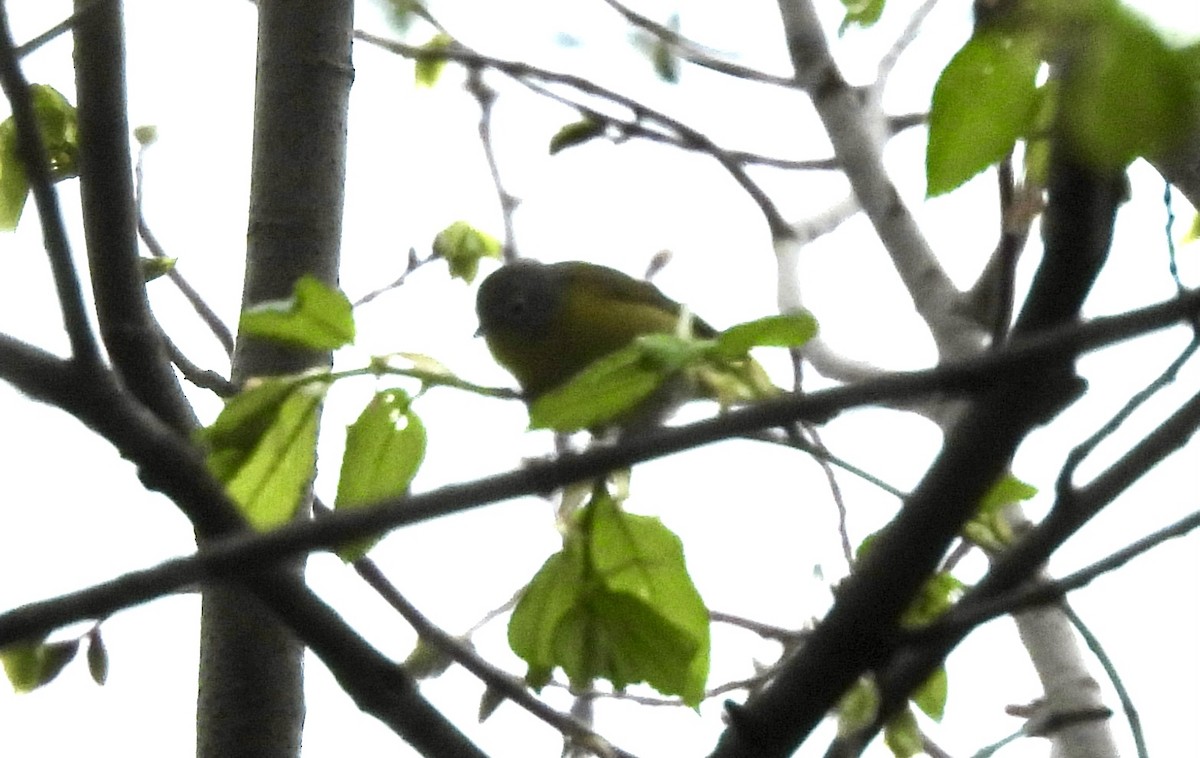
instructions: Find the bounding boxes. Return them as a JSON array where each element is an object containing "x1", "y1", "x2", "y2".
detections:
[{"x1": 476, "y1": 261, "x2": 563, "y2": 338}]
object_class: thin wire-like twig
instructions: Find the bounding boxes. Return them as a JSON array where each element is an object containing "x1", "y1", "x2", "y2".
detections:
[
  {"x1": 599, "y1": 0, "x2": 799, "y2": 88},
  {"x1": 323, "y1": 519, "x2": 638, "y2": 756},
  {"x1": 465, "y1": 67, "x2": 519, "y2": 258},
  {"x1": 1057, "y1": 333, "x2": 1200, "y2": 498},
  {"x1": 135, "y1": 141, "x2": 236, "y2": 356},
  {"x1": 354, "y1": 30, "x2": 792, "y2": 238},
  {"x1": 14, "y1": 0, "x2": 110, "y2": 58},
  {"x1": 1061, "y1": 602, "x2": 1148, "y2": 758}
]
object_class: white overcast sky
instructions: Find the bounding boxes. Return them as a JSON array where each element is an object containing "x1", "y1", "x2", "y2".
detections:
[{"x1": 0, "y1": 1, "x2": 1198, "y2": 757}]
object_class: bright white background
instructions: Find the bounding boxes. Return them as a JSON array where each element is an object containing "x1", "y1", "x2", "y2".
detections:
[{"x1": 0, "y1": 1, "x2": 1197, "y2": 756}]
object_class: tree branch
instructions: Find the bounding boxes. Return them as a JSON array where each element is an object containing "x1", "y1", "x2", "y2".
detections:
[
  {"x1": 0, "y1": 8, "x2": 102, "y2": 369},
  {"x1": 74, "y1": 0, "x2": 197, "y2": 433}
]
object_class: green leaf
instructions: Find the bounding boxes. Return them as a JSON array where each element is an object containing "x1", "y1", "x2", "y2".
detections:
[
  {"x1": 0, "y1": 120, "x2": 28, "y2": 230},
  {"x1": 527, "y1": 342, "x2": 666, "y2": 432},
  {"x1": 1184, "y1": 212, "x2": 1200, "y2": 245},
  {"x1": 967, "y1": 472, "x2": 1037, "y2": 550},
  {"x1": 478, "y1": 684, "x2": 506, "y2": 723},
  {"x1": 415, "y1": 33, "x2": 453, "y2": 88},
  {"x1": 901, "y1": 571, "x2": 965, "y2": 628},
  {"x1": 978, "y1": 473, "x2": 1037, "y2": 517},
  {"x1": 239, "y1": 274, "x2": 355, "y2": 350},
  {"x1": 198, "y1": 375, "x2": 328, "y2": 530},
  {"x1": 334, "y1": 389, "x2": 426, "y2": 561},
  {"x1": 2, "y1": 638, "x2": 79, "y2": 693},
  {"x1": 911, "y1": 666, "x2": 948, "y2": 721},
  {"x1": 549, "y1": 118, "x2": 605, "y2": 156},
  {"x1": 1059, "y1": 6, "x2": 1197, "y2": 169},
  {"x1": 432, "y1": 221, "x2": 502, "y2": 283},
  {"x1": 836, "y1": 677, "x2": 879, "y2": 736},
  {"x1": 650, "y1": 14, "x2": 681, "y2": 83},
  {"x1": 714, "y1": 313, "x2": 818, "y2": 358},
  {"x1": 29, "y1": 84, "x2": 79, "y2": 181},
  {"x1": 883, "y1": 707, "x2": 923, "y2": 758},
  {"x1": 508, "y1": 489, "x2": 710, "y2": 706},
  {"x1": 403, "y1": 637, "x2": 457, "y2": 680},
  {"x1": 85, "y1": 628, "x2": 108, "y2": 686},
  {"x1": 0, "y1": 84, "x2": 79, "y2": 231},
  {"x1": 927, "y1": 30, "x2": 1042, "y2": 196},
  {"x1": 140, "y1": 256, "x2": 176, "y2": 282},
  {"x1": 839, "y1": 0, "x2": 886, "y2": 34}
]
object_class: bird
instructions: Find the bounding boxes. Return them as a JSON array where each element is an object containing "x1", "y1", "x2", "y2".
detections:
[{"x1": 475, "y1": 259, "x2": 774, "y2": 432}]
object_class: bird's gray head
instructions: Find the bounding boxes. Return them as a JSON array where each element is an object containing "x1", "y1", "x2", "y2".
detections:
[{"x1": 475, "y1": 261, "x2": 562, "y2": 338}]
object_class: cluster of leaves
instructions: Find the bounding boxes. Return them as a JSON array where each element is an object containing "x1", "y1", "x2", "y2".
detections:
[
  {"x1": 927, "y1": 0, "x2": 1199, "y2": 196},
  {"x1": 530, "y1": 313, "x2": 817, "y2": 433},
  {"x1": 835, "y1": 474, "x2": 1037, "y2": 757},
  {"x1": 0, "y1": 84, "x2": 78, "y2": 229},
  {"x1": 509, "y1": 482, "x2": 710, "y2": 706},
  {"x1": 1, "y1": 627, "x2": 106, "y2": 693}
]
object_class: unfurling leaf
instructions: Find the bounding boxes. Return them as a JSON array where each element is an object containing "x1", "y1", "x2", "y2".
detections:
[
  {"x1": 508, "y1": 488, "x2": 709, "y2": 706},
  {"x1": 433, "y1": 221, "x2": 502, "y2": 283},
  {"x1": 549, "y1": 118, "x2": 605, "y2": 156},
  {"x1": 239, "y1": 275, "x2": 355, "y2": 350}
]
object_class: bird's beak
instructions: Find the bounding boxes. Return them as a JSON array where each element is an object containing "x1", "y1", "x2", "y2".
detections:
[{"x1": 474, "y1": 324, "x2": 486, "y2": 338}]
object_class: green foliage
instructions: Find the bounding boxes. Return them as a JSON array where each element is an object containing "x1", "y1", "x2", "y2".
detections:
[
  {"x1": 651, "y1": 14, "x2": 681, "y2": 83},
  {"x1": 198, "y1": 375, "x2": 329, "y2": 530},
  {"x1": 928, "y1": 3, "x2": 1198, "y2": 194},
  {"x1": 1057, "y1": 4, "x2": 1196, "y2": 169},
  {"x1": 528, "y1": 313, "x2": 815, "y2": 432},
  {"x1": 403, "y1": 637, "x2": 457, "y2": 680},
  {"x1": 140, "y1": 256, "x2": 176, "y2": 282},
  {"x1": 415, "y1": 33, "x2": 453, "y2": 88},
  {"x1": 0, "y1": 84, "x2": 79, "y2": 231},
  {"x1": 836, "y1": 677, "x2": 879, "y2": 736},
  {"x1": 334, "y1": 389, "x2": 427, "y2": 561},
  {"x1": 549, "y1": 118, "x2": 605, "y2": 155},
  {"x1": 85, "y1": 628, "x2": 108, "y2": 686},
  {"x1": 965, "y1": 473, "x2": 1038, "y2": 551},
  {"x1": 713, "y1": 313, "x2": 818, "y2": 358},
  {"x1": 1184, "y1": 212, "x2": 1200, "y2": 245},
  {"x1": 927, "y1": 30, "x2": 1041, "y2": 197},
  {"x1": 2, "y1": 637, "x2": 79, "y2": 693},
  {"x1": 239, "y1": 275, "x2": 356, "y2": 350},
  {"x1": 839, "y1": 0, "x2": 886, "y2": 34},
  {"x1": 911, "y1": 666, "x2": 948, "y2": 721},
  {"x1": 900, "y1": 570, "x2": 965, "y2": 628},
  {"x1": 508, "y1": 486, "x2": 710, "y2": 706},
  {"x1": 527, "y1": 337, "x2": 685, "y2": 432},
  {"x1": 883, "y1": 707, "x2": 923, "y2": 758},
  {"x1": 433, "y1": 221, "x2": 502, "y2": 283}
]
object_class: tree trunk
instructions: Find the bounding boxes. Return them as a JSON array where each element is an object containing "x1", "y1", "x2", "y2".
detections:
[{"x1": 196, "y1": 2, "x2": 353, "y2": 756}]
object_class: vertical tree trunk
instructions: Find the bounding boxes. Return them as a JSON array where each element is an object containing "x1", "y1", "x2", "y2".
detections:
[{"x1": 196, "y1": 3, "x2": 354, "y2": 756}]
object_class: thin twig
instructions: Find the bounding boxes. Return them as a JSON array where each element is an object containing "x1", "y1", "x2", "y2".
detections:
[
  {"x1": 1061, "y1": 603, "x2": 1148, "y2": 758},
  {"x1": 355, "y1": 30, "x2": 792, "y2": 238},
  {"x1": 599, "y1": 0, "x2": 799, "y2": 88},
  {"x1": 14, "y1": 0, "x2": 110, "y2": 58},
  {"x1": 877, "y1": 0, "x2": 942, "y2": 84},
  {"x1": 135, "y1": 141, "x2": 236, "y2": 355},
  {"x1": 465, "y1": 67, "x2": 519, "y2": 258},
  {"x1": 311, "y1": 503, "x2": 638, "y2": 757},
  {"x1": 1057, "y1": 333, "x2": 1200, "y2": 499}
]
